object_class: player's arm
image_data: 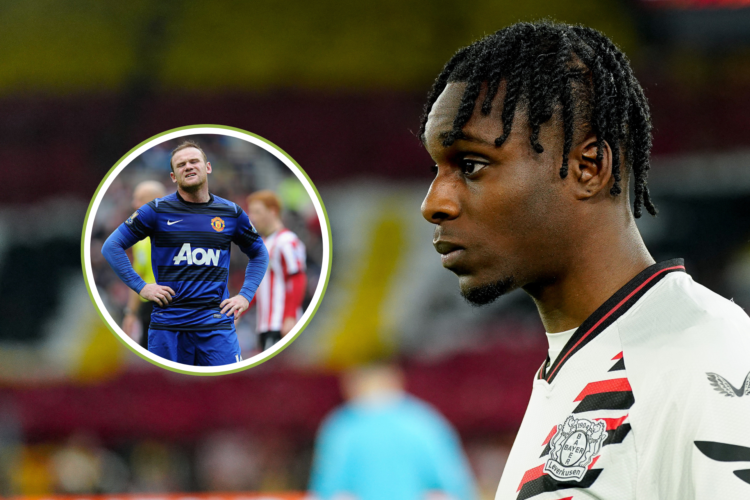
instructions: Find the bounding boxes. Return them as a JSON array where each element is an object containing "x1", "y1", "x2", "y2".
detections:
[
  {"x1": 101, "y1": 205, "x2": 174, "y2": 307},
  {"x1": 689, "y1": 363, "x2": 750, "y2": 498},
  {"x1": 632, "y1": 321, "x2": 750, "y2": 499},
  {"x1": 280, "y1": 240, "x2": 307, "y2": 336},
  {"x1": 222, "y1": 209, "x2": 269, "y2": 318},
  {"x1": 122, "y1": 290, "x2": 142, "y2": 337}
]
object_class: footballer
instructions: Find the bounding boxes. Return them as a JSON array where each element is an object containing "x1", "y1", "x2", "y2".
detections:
[
  {"x1": 102, "y1": 140, "x2": 269, "y2": 366},
  {"x1": 244, "y1": 190, "x2": 307, "y2": 351},
  {"x1": 419, "y1": 22, "x2": 750, "y2": 499}
]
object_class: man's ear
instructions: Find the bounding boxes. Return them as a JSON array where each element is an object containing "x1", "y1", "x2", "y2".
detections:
[
  {"x1": 206, "y1": 162, "x2": 212, "y2": 174},
  {"x1": 566, "y1": 133, "x2": 612, "y2": 200},
  {"x1": 170, "y1": 171, "x2": 177, "y2": 184}
]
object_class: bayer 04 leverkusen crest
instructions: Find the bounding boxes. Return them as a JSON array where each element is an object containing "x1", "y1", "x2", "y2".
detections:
[{"x1": 543, "y1": 414, "x2": 607, "y2": 481}]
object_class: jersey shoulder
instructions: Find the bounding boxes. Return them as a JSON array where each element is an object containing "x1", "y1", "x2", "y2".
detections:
[
  {"x1": 277, "y1": 228, "x2": 302, "y2": 245},
  {"x1": 620, "y1": 272, "x2": 750, "y2": 389},
  {"x1": 623, "y1": 272, "x2": 750, "y2": 344},
  {"x1": 211, "y1": 194, "x2": 241, "y2": 213}
]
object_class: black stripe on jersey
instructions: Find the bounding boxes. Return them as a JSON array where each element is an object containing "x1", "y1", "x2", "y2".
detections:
[
  {"x1": 233, "y1": 228, "x2": 260, "y2": 248},
  {"x1": 544, "y1": 259, "x2": 685, "y2": 383},
  {"x1": 695, "y1": 441, "x2": 750, "y2": 486},
  {"x1": 150, "y1": 322, "x2": 233, "y2": 332},
  {"x1": 149, "y1": 196, "x2": 241, "y2": 218},
  {"x1": 517, "y1": 469, "x2": 602, "y2": 500},
  {"x1": 695, "y1": 441, "x2": 750, "y2": 462},
  {"x1": 157, "y1": 265, "x2": 228, "y2": 282},
  {"x1": 539, "y1": 423, "x2": 632, "y2": 458},
  {"x1": 153, "y1": 231, "x2": 232, "y2": 250},
  {"x1": 573, "y1": 391, "x2": 634, "y2": 413},
  {"x1": 736, "y1": 469, "x2": 750, "y2": 485},
  {"x1": 156, "y1": 296, "x2": 222, "y2": 311},
  {"x1": 126, "y1": 216, "x2": 151, "y2": 240},
  {"x1": 604, "y1": 423, "x2": 632, "y2": 445},
  {"x1": 608, "y1": 357, "x2": 626, "y2": 372}
]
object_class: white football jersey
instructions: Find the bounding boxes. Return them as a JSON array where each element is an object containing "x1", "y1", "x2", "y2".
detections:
[
  {"x1": 496, "y1": 259, "x2": 750, "y2": 500},
  {"x1": 255, "y1": 228, "x2": 306, "y2": 333}
]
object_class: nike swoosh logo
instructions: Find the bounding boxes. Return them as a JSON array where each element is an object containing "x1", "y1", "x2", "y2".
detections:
[{"x1": 167, "y1": 220, "x2": 182, "y2": 225}]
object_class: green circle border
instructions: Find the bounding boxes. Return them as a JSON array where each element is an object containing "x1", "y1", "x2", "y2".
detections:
[{"x1": 80, "y1": 124, "x2": 333, "y2": 376}]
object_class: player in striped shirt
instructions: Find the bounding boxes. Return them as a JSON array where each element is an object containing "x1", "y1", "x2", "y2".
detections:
[
  {"x1": 102, "y1": 140, "x2": 269, "y2": 366},
  {"x1": 419, "y1": 22, "x2": 750, "y2": 499},
  {"x1": 245, "y1": 190, "x2": 307, "y2": 351}
]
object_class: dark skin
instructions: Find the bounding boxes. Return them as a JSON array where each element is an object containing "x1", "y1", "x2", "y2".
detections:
[{"x1": 421, "y1": 82, "x2": 654, "y2": 333}]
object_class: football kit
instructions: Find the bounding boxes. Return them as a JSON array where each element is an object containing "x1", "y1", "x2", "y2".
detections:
[
  {"x1": 496, "y1": 259, "x2": 750, "y2": 500},
  {"x1": 254, "y1": 228, "x2": 307, "y2": 350},
  {"x1": 102, "y1": 192, "x2": 269, "y2": 366}
]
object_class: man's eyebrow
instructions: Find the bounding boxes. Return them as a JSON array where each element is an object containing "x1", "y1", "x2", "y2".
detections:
[{"x1": 436, "y1": 131, "x2": 496, "y2": 147}]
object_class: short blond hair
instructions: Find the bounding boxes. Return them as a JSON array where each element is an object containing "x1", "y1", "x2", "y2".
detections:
[{"x1": 170, "y1": 140, "x2": 208, "y2": 171}]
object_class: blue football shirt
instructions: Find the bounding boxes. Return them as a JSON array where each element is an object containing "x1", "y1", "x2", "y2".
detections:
[{"x1": 109, "y1": 192, "x2": 266, "y2": 332}]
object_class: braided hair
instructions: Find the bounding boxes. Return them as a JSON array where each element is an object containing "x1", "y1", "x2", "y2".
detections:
[{"x1": 419, "y1": 21, "x2": 657, "y2": 218}]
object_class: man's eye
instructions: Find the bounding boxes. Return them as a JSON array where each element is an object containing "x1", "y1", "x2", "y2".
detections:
[{"x1": 460, "y1": 160, "x2": 487, "y2": 176}]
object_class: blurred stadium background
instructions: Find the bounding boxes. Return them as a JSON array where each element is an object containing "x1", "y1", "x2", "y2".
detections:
[{"x1": 2, "y1": 0, "x2": 750, "y2": 497}]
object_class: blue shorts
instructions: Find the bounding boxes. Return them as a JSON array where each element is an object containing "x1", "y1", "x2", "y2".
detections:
[{"x1": 148, "y1": 328, "x2": 242, "y2": 366}]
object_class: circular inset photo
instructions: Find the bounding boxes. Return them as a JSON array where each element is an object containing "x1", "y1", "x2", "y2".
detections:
[{"x1": 82, "y1": 125, "x2": 331, "y2": 375}]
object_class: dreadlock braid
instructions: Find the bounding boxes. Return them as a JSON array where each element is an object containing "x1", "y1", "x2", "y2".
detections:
[{"x1": 418, "y1": 21, "x2": 657, "y2": 218}]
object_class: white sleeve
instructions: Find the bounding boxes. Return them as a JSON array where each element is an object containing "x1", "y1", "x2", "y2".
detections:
[
  {"x1": 279, "y1": 235, "x2": 302, "y2": 275},
  {"x1": 630, "y1": 318, "x2": 750, "y2": 499}
]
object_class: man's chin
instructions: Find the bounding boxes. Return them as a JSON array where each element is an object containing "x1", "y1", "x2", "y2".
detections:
[
  {"x1": 179, "y1": 180, "x2": 203, "y2": 193},
  {"x1": 459, "y1": 275, "x2": 517, "y2": 306}
]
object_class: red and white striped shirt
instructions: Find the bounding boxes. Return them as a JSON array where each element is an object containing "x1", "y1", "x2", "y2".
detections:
[{"x1": 256, "y1": 228, "x2": 307, "y2": 333}]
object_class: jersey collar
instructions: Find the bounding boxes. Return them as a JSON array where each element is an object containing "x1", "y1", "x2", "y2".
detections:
[
  {"x1": 176, "y1": 191, "x2": 214, "y2": 206},
  {"x1": 539, "y1": 258, "x2": 686, "y2": 384}
]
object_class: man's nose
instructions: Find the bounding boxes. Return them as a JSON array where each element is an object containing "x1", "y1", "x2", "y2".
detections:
[{"x1": 421, "y1": 170, "x2": 460, "y2": 223}]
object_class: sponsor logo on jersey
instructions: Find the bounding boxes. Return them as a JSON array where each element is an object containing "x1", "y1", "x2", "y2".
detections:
[
  {"x1": 544, "y1": 415, "x2": 606, "y2": 482},
  {"x1": 173, "y1": 243, "x2": 220, "y2": 266},
  {"x1": 706, "y1": 371, "x2": 750, "y2": 397},
  {"x1": 211, "y1": 216, "x2": 225, "y2": 232},
  {"x1": 125, "y1": 211, "x2": 139, "y2": 225},
  {"x1": 213, "y1": 313, "x2": 222, "y2": 319}
]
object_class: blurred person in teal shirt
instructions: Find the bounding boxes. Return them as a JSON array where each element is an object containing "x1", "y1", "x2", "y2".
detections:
[{"x1": 309, "y1": 364, "x2": 478, "y2": 500}]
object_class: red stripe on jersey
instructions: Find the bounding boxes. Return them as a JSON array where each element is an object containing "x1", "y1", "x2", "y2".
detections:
[
  {"x1": 542, "y1": 425, "x2": 558, "y2": 446},
  {"x1": 588, "y1": 455, "x2": 600, "y2": 469},
  {"x1": 517, "y1": 464, "x2": 545, "y2": 492},
  {"x1": 574, "y1": 378, "x2": 632, "y2": 402},
  {"x1": 546, "y1": 265, "x2": 685, "y2": 380},
  {"x1": 256, "y1": 228, "x2": 306, "y2": 333},
  {"x1": 612, "y1": 351, "x2": 623, "y2": 360},
  {"x1": 595, "y1": 414, "x2": 629, "y2": 431}
]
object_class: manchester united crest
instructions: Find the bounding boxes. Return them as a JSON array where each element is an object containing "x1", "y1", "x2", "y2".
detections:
[
  {"x1": 211, "y1": 216, "x2": 225, "y2": 232},
  {"x1": 544, "y1": 415, "x2": 606, "y2": 481}
]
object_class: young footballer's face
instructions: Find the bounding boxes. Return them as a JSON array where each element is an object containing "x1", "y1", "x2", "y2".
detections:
[
  {"x1": 248, "y1": 200, "x2": 278, "y2": 237},
  {"x1": 170, "y1": 147, "x2": 212, "y2": 192},
  {"x1": 421, "y1": 82, "x2": 574, "y2": 304}
]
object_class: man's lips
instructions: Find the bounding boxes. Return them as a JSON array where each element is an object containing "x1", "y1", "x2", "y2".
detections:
[{"x1": 433, "y1": 239, "x2": 466, "y2": 267}]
